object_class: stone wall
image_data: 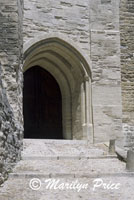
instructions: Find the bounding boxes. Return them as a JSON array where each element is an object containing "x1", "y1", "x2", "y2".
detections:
[
  {"x1": 120, "y1": 0, "x2": 134, "y2": 149},
  {"x1": 0, "y1": 0, "x2": 23, "y2": 184},
  {"x1": 0, "y1": 0, "x2": 133, "y2": 186},
  {"x1": 23, "y1": 0, "x2": 123, "y2": 145},
  {"x1": 23, "y1": 0, "x2": 90, "y2": 55},
  {"x1": 90, "y1": 0, "x2": 123, "y2": 145}
]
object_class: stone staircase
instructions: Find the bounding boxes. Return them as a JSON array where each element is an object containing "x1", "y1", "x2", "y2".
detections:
[{"x1": 0, "y1": 139, "x2": 134, "y2": 200}]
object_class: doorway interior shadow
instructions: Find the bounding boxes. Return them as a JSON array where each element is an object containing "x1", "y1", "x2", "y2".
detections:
[{"x1": 23, "y1": 66, "x2": 63, "y2": 139}]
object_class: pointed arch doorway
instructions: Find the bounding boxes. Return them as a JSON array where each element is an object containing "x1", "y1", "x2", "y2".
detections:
[
  {"x1": 23, "y1": 66, "x2": 63, "y2": 139},
  {"x1": 23, "y1": 34, "x2": 93, "y2": 142}
]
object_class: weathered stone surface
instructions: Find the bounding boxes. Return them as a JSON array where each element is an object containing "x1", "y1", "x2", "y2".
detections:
[
  {"x1": 109, "y1": 139, "x2": 115, "y2": 154},
  {"x1": 120, "y1": 0, "x2": 134, "y2": 149},
  {"x1": 0, "y1": 139, "x2": 133, "y2": 200},
  {"x1": 23, "y1": 0, "x2": 90, "y2": 56},
  {"x1": 0, "y1": 0, "x2": 23, "y2": 184},
  {"x1": 91, "y1": 29, "x2": 122, "y2": 145},
  {"x1": 23, "y1": 0, "x2": 123, "y2": 146},
  {"x1": 0, "y1": 0, "x2": 134, "y2": 190},
  {"x1": 126, "y1": 150, "x2": 134, "y2": 172}
]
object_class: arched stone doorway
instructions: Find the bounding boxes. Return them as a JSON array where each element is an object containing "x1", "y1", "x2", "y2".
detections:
[
  {"x1": 23, "y1": 34, "x2": 93, "y2": 142},
  {"x1": 23, "y1": 66, "x2": 63, "y2": 139}
]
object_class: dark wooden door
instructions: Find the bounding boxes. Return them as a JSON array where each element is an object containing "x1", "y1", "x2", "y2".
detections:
[{"x1": 23, "y1": 66, "x2": 63, "y2": 139}]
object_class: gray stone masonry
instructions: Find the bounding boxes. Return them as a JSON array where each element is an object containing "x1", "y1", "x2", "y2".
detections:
[
  {"x1": 120, "y1": 0, "x2": 134, "y2": 149},
  {"x1": 0, "y1": 0, "x2": 134, "y2": 190},
  {"x1": 0, "y1": 0, "x2": 23, "y2": 184},
  {"x1": 23, "y1": 0, "x2": 123, "y2": 146}
]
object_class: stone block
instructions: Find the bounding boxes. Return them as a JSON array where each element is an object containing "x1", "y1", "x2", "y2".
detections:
[
  {"x1": 126, "y1": 150, "x2": 134, "y2": 172},
  {"x1": 109, "y1": 139, "x2": 115, "y2": 154}
]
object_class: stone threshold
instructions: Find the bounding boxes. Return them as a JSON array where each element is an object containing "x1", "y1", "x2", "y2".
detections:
[
  {"x1": 23, "y1": 139, "x2": 89, "y2": 145},
  {"x1": 22, "y1": 155, "x2": 117, "y2": 160},
  {"x1": 9, "y1": 172, "x2": 134, "y2": 179}
]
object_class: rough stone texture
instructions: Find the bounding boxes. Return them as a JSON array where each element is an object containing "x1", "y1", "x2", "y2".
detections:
[
  {"x1": 0, "y1": 68, "x2": 21, "y2": 184},
  {"x1": 120, "y1": 0, "x2": 134, "y2": 149},
  {"x1": 123, "y1": 124, "x2": 134, "y2": 149},
  {"x1": 0, "y1": 0, "x2": 23, "y2": 184}
]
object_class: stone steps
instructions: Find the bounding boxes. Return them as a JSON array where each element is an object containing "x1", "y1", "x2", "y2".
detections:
[
  {"x1": 9, "y1": 139, "x2": 126, "y2": 178},
  {"x1": 22, "y1": 139, "x2": 109, "y2": 157},
  {"x1": 10, "y1": 158, "x2": 125, "y2": 176},
  {"x1": 13, "y1": 139, "x2": 125, "y2": 176},
  {"x1": 0, "y1": 139, "x2": 133, "y2": 200},
  {"x1": 1, "y1": 175, "x2": 134, "y2": 200},
  {"x1": 22, "y1": 155, "x2": 117, "y2": 160},
  {"x1": 9, "y1": 172, "x2": 134, "y2": 179}
]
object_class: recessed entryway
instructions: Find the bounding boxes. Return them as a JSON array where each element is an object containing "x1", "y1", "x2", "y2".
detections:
[
  {"x1": 23, "y1": 66, "x2": 63, "y2": 139},
  {"x1": 23, "y1": 35, "x2": 93, "y2": 141}
]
